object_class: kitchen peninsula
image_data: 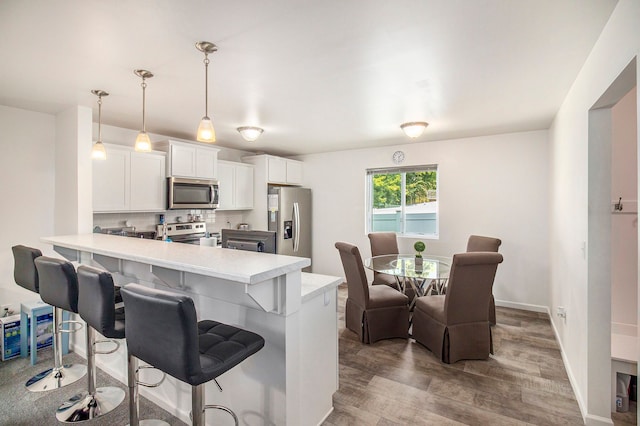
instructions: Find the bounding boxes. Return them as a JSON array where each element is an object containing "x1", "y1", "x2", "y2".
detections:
[{"x1": 41, "y1": 233, "x2": 340, "y2": 426}]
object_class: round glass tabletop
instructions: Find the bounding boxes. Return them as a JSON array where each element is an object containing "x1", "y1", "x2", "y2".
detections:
[{"x1": 364, "y1": 254, "x2": 451, "y2": 280}]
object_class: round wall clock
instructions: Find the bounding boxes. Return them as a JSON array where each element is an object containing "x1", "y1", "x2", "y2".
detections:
[{"x1": 392, "y1": 150, "x2": 405, "y2": 164}]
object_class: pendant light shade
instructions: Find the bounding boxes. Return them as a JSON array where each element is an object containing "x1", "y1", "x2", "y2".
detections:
[
  {"x1": 195, "y1": 41, "x2": 218, "y2": 143},
  {"x1": 400, "y1": 121, "x2": 429, "y2": 138},
  {"x1": 134, "y1": 131, "x2": 151, "y2": 152},
  {"x1": 91, "y1": 89, "x2": 109, "y2": 160},
  {"x1": 134, "y1": 69, "x2": 153, "y2": 152},
  {"x1": 197, "y1": 117, "x2": 216, "y2": 142}
]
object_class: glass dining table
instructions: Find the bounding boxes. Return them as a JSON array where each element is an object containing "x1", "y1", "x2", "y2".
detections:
[{"x1": 363, "y1": 254, "x2": 452, "y2": 308}]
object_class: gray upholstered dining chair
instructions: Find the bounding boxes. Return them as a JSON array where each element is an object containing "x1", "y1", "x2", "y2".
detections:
[
  {"x1": 335, "y1": 242, "x2": 409, "y2": 344},
  {"x1": 466, "y1": 235, "x2": 502, "y2": 324},
  {"x1": 367, "y1": 232, "x2": 416, "y2": 300},
  {"x1": 412, "y1": 252, "x2": 503, "y2": 363}
]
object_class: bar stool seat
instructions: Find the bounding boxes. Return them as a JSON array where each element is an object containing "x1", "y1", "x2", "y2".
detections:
[
  {"x1": 121, "y1": 284, "x2": 265, "y2": 426},
  {"x1": 56, "y1": 265, "x2": 127, "y2": 423},
  {"x1": 29, "y1": 257, "x2": 86, "y2": 392}
]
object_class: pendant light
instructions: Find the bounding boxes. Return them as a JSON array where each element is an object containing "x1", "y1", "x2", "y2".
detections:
[
  {"x1": 195, "y1": 41, "x2": 218, "y2": 143},
  {"x1": 91, "y1": 90, "x2": 109, "y2": 160},
  {"x1": 134, "y1": 69, "x2": 154, "y2": 152}
]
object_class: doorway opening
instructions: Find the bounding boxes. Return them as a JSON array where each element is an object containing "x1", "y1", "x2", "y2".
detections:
[{"x1": 587, "y1": 57, "x2": 638, "y2": 423}]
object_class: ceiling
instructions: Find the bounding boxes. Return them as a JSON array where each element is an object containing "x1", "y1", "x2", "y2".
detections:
[{"x1": 0, "y1": 0, "x2": 617, "y2": 156}]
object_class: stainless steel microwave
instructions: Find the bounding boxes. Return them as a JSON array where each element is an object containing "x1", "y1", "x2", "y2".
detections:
[{"x1": 167, "y1": 177, "x2": 219, "y2": 210}]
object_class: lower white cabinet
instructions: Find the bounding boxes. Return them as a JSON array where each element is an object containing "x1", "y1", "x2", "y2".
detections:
[
  {"x1": 93, "y1": 144, "x2": 166, "y2": 212},
  {"x1": 217, "y1": 160, "x2": 254, "y2": 210}
]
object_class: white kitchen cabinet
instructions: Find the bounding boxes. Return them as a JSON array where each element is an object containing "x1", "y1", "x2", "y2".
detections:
[
  {"x1": 93, "y1": 144, "x2": 166, "y2": 212},
  {"x1": 217, "y1": 160, "x2": 254, "y2": 210},
  {"x1": 155, "y1": 140, "x2": 219, "y2": 179},
  {"x1": 246, "y1": 154, "x2": 303, "y2": 186},
  {"x1": 130, "y1": 151, "x2": 166, "y2": 211},
  {"x1": 93, "y1": 145, "x2": 130, "y2": 212},
  {"x1": 241, "y1": 154, "x2": 304, "y2": 230}
]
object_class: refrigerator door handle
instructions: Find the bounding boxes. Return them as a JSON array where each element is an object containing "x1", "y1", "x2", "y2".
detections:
[{"x1": 293, "y1": 202, "x2": 300, "y2": 252}]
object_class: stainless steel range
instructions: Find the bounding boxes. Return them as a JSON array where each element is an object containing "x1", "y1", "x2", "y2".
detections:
[{"x1": 156, "y1": 221, "x2": 208, "y2": 244}]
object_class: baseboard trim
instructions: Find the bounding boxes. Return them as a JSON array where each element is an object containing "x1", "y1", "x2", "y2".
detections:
[
  {"x1": 547, "y1": 312, "x2": 592, "y2": 425},
  {"x1": 494, "y1": 299, "x2": 548, "y2": 313},
  {"x1": 585, "y1": 413, "x2": 615, "y2": 426}
]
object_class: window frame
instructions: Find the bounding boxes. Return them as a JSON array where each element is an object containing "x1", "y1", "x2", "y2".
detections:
[{"x1": 365, "y1": 164, "x2": 439, "y2": 238}]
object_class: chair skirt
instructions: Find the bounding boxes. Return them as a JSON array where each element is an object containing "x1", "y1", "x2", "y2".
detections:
[
  {"x1": 346, "y1": 298, "x2": 409, "y2": 344},
  {"x1": 413, "y1": 306, "x2": 492, "y2": 364}
]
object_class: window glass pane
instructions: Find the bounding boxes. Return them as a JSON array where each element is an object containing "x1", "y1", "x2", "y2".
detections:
[
  {"x1": 371, "y1": 173, "x2": 401, "y2": 232},
  {"x1": 366, "y1": 165, "x2": 438, "y2": 237},
  {"x1": 405, "y1": 171, "x2": 437, "y2": 235}
]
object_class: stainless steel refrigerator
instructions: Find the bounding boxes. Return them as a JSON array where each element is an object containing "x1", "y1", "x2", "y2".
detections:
[{"x1": 268, "y1": 185, "x2": 312, "y2": 271}]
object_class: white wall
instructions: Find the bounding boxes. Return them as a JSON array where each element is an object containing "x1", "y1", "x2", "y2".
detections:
[
  {"x1": 55, "y1": 106, "x2": 93, "y2": 234},
  {"x1": 548, "y1": 0, "x2": 640, "y2": 423},
  {"x1": 297, "y1": 129, "x2": 549, "y2": 309},
  {"x1": 0, "y1": 106, "x2": 56, "y2": 307},
  {"x1": 611, "y1": 87, "x2": 638, "y2": 327}
]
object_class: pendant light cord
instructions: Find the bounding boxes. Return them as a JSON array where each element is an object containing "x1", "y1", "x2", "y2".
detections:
[
  {"x1": 204, "y1": 55, "x2": 209, "y2": 118},
  {"x1": 141, "y1": 78, "x2": 147, "y2": 132},
  {"x1": 97, "y1": 96, "x2": 103, "y2": 142}
]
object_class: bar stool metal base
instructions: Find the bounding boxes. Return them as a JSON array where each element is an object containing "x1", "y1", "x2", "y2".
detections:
[
  {"x1": 25, "y1": 364, "x2": 87, "y2": 392},
  {"x1": 126, "y1": 420, "x2": 169, "y2": 426},
  {"x1": 55, "y1": 386, "x2": 125, "y2": 422}
]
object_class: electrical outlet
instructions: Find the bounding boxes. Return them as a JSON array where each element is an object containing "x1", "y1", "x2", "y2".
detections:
[
  {"x1": 557, "y1": 306, "x2": 567, "y2": 319},
  {"x1": 1, "y1": 304, "x2": 16, "y2": 317}
]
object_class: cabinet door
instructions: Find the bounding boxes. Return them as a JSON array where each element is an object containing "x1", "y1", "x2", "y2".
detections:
[
  {"x1": 235, "y1": 165, "x2": 254, "y2": 209},
  {"x1": 216, "y1": 161, "x2": 235, "y2": 210},
  {"x1": 171, "y1": 144, "x2": 196, "y2": 177},
  {"x1": 196, "y1": 148, "x2": 217, "y2": 179},
  {"x1": 93, "y1": 147, "x2": 130, "y2": 212},
  {"x1": 286, "y1": 160, "x2": 303, "y2": 185},
  {"x1": 130, "y1": 152, "x2": 166, "y2": 211},
  {"x1": 267, "y1": 156, "x2": 287, "y2": 183}
]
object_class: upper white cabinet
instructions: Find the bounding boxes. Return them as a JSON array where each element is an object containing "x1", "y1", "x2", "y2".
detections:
[
  {"x1": 241, "y1": 154, "x2": 304, "y2": 230},
  {"x1": 155, "y1": 140, "x2": 219, "y2": 179},
  {"x1": 93, "y1": 144, "x2": 166, "y2": 212},
  {"x1": 130, "y1": 152, "x2": 166, "y2": 211},
  {"x1": 245, "y1": 154, "x2": 303, "y2": 186},
  {"x1": 217, "y1": 160, "x2": 254, "y2": 210},
  {"x1": 93, "y1": 146, "x2": 130, "y2": 212}
]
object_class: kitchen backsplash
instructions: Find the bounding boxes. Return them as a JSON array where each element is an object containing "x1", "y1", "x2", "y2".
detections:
[{"x1": 93, "y1": 210, "x2": 247, "y2": 235}]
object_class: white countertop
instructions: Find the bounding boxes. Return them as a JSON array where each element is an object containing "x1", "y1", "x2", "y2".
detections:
[
  {"x1": 42, "y1": 233, "x2": 310, "y2": 285},
  {"x1": 301, "y1": 272, "x2": 342, "y2": 302}
]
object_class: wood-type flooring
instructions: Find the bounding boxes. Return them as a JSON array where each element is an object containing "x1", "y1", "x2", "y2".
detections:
[{"x1": 322, "y1": 284, "x2": 610, "y2": 425}]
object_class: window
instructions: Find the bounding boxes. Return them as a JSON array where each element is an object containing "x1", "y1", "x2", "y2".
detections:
[{"x1": 366, "y1": 165, "x2": 438, "y2": 237}]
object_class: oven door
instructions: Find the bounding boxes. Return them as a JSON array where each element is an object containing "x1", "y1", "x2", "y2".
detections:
[{"x1": 168, "y1": 177, "x2": 219, "y2": 209}]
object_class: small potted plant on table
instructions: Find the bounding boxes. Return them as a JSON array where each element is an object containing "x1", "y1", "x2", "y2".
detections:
[{"x1": 414, "y1": 241, "x2": 425, "y2": 267}]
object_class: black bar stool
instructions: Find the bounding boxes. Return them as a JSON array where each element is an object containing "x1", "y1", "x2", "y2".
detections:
[
  {"x1": 29, "y1": 257, "x2": 87, "y2": 392},
  {"x1": 55, "y1": 265, "x2": 126, "y2": 422},
  {"x1": 120, "y1": 284, "x2": 265, "y2": 426}
]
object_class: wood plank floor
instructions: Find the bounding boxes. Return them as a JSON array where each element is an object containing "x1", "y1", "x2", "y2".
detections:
[{"x1": 323, "y1": 284, "x2": 588, "y2": 425}]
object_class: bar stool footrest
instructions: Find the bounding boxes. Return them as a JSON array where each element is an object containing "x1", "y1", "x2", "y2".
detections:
[{"x1": 199, "y1": 405, "x2": 239, "y2": 426}]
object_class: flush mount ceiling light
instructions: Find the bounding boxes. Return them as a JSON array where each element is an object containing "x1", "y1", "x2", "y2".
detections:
[
  {"x1": 400, "y1": 121, "x2": 429, "y2": 138},
  {"x1": 195, "y1": 41, "x2": 218, "y2": 143},
  {"x1": 134, "y1": 69, "x2": 154, "y2": 152},
  {"x1": 91, "y1": 89, "x2": 109, "y2": 160},
  {"x1": 237, "y1": 126, "x2": 264, "y2": 142}
]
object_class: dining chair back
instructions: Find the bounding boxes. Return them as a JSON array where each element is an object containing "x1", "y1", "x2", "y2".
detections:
[
  {"x1": 466, "y1": 235, "x2": 502, "y2": 324},
  {"x1": 367, "y1": 232, "x2": 407, "y2": 293},
  {"x1": 335, "y1": 242, "x2": 409, "y2": 344},
  {"x1": 412, "y1": 251, "x2": 503, "y2": 363}
]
